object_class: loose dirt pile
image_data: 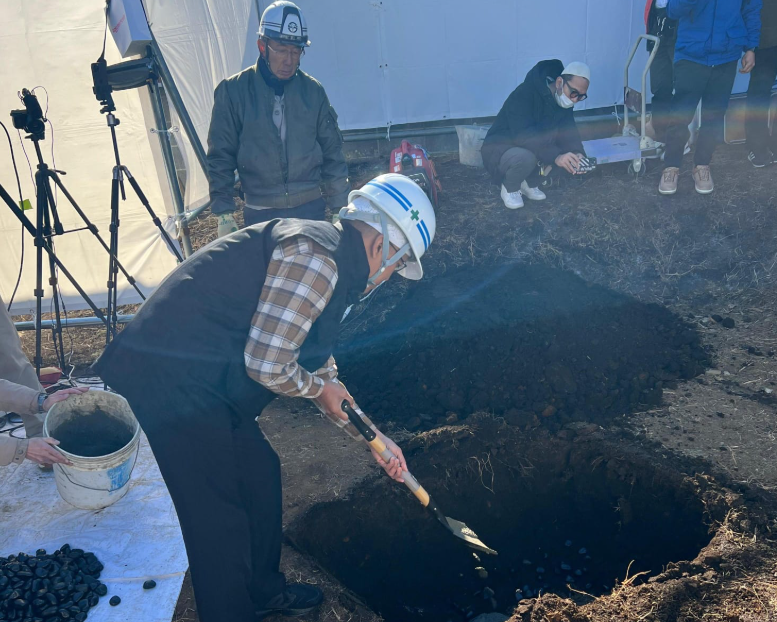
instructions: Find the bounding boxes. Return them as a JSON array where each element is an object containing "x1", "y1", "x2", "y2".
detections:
[{"x1": 339, "y1": 263, "x2": 709, "y2": 430}]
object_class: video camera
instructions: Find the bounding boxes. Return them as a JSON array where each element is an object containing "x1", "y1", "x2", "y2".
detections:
[{"x1": 10, "y1": 88, "x2": 46, "y2": 141}]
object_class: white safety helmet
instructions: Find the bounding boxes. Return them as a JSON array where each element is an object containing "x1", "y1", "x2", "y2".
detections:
[
  {"x1": 340, "y1": 173, "x2": 436, "y2": 282},
  {"x1": 258, "y1": 1, "x2": 310, "y2": 47}
]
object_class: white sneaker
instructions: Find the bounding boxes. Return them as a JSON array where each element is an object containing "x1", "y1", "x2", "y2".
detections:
[
  {"x1": 520, "y1": 181, "x2": 546, "y2": 201},
  {"x1": 500, "y1": 185, "x2": 524, "y2": 209}
]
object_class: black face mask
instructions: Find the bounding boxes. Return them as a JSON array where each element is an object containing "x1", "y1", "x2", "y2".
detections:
[{"x1": 258, "y1": 53, "x2": 297, "y2": 96}]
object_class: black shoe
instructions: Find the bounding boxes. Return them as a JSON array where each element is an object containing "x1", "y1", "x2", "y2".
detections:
[
  {"x1": 748, "y1": 150, "x2": 772, "y2": 168},
  {"x1": 256, "y1": 584, "x2": 323, "y2": 620}
]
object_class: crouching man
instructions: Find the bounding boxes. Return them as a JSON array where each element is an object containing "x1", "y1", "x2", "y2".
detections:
[
  {"x1": 93, "y1": 174, "x2": 435, "y2": 622},
  {"x1": 482, "y1": 60, "x2": 591, "y2": 209}
]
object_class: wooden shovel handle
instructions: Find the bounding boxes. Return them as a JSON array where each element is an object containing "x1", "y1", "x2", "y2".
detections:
[{"x1": 341, "y1": 400, "x2": 430, "y2": 507}]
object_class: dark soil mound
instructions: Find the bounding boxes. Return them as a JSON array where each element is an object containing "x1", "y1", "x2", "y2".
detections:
[{"x1": 338, "y1": 264, "x2": 709, "y2": 429}]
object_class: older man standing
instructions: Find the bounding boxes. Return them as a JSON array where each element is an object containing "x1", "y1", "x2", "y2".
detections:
[{"x1": 207, "y1": 1, "x2": 350, "y2": 236}]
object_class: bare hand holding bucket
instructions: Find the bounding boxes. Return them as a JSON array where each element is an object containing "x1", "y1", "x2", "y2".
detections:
[
  {"x1": 42, "y1": 387, "x2": 89, "y2": 411},
  {"x1": 26, "y1": 438, "x2": 71, "y2": 466}
]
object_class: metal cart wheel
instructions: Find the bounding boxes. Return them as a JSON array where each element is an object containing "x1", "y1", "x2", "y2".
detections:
[{"x1": 628, "y1": 158, "x2": 647, "y2": 178}]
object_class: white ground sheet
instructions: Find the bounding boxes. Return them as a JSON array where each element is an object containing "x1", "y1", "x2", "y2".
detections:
[{"x1": 0, "y1": 389, "x2": 187, "y2": 622}]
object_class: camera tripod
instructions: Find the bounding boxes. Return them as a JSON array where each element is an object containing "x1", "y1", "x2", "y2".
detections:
[
  {"x1": 30, "y1": 139, "x2": 150, "y2": 374},
  {"x1": 91, "y1": 57, "x2": 184, "y2": 344},
  {"x1": 102, "y1": 108, "x2": 183, "y2": 344},
  {"x1": 5, "y1": 88, "x2": 151, "y2": 376}
]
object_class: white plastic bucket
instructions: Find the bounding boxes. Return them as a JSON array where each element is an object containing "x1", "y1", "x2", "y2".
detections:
[
  {"x1": 455, "y1": 125, "x2": 490, "y2": 168},
  {"x1": 44, "y1": 391, "x2": 140, "y2": 510}
]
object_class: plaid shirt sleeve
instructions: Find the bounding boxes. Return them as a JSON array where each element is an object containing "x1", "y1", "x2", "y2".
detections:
[
  {"x1": 244, "y1": 236, "x2": 377, "y2": 437},
  {"x1": 245, "y1": 236, "x2": 339, "y2": 398}
]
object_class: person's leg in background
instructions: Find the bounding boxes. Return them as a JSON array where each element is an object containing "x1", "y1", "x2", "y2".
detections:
[
  {"x1": 690, "y1": 60, "x2": 738, "y2": 194},
  {"x1": 745, "y1": 46, "x2": 777, "y2": 166},
  {"x1": 243, "y1": 197, "x2": 327, "y2": 227},
  {"x1": 649, "y1": 36, "x2": 677, "y2": 144},
  {"x1": 497, "y1": 147, "x2": 540, "y2": 209},
  {"x1": 660, "y1": 60, "x2": 710, "y2": 194}
]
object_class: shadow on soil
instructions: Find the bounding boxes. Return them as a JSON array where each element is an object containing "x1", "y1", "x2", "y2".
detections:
[{"x1": 338, "y1": 263, "x2": 710, "y2": 431}]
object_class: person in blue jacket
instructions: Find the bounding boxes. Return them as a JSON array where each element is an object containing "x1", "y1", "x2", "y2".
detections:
[{"x1": 659, "y1": 0, "x2": 761, "y2": 196}]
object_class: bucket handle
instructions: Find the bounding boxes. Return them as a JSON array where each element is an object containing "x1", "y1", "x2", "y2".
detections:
[{"x1": 56, "y1": 444, "x2": 140, "y2": 493}]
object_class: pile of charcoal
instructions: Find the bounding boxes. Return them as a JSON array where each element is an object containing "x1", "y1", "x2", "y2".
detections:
[{"x1": 0, "y1": 544, "x2": 106, "y2": 622}]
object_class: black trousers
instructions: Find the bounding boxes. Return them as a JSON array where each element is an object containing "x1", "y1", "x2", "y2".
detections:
[
  {"x1": 244, "y1": 196, "x2": 326, "y2": 227},
  {"x1": 649, "y1": 35, "x2": 677, "y2": 143},
  {"x1": 664, "y1": 59, "x2": 738, "y2": 169},
  {"x1": 745, "y1": 45, "x2": 777, "y2": 156},
  {"x1": 137, "y1": 394, "x2": 282, "y2": 622}
]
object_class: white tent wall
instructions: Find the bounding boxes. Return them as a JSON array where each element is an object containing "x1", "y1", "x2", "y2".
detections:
[
  {"x1": 0, "y1": 1, "x2": 179, "y2": 315},
  {"x1": 143, "y1": 0, "x2": 261, "y2": 214},
  {"x1": 146, "y1": 0, "x2": 759, "y2": 213},
  {"x1": 145, "y1": 0, "x2": 663, "y2": 212}
]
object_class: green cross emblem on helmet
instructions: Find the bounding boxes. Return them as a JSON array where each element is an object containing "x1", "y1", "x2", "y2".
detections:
[{"x1": 410, "y1": 209, "x2": 420, "y2": 221}]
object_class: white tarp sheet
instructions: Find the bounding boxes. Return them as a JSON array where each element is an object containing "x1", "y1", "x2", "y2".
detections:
[
  {"x1": 0, "y1": 401, "x2": 187, "y2": 621},
  {"x1": 0, "y1": 1, "x2": 179, "y2": 314}
]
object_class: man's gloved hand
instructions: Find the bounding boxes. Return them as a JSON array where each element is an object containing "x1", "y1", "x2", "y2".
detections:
[{"x1": 217, "y1": 213, "x2": 239, "y2": 238}]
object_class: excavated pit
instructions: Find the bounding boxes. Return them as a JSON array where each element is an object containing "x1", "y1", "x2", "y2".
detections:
[
  {"x1": 338, "y1": 264, "x2": 710, "y2": 430},
  {"x1": 291, "y1": 419, "x2": 715, "y2": 622}
]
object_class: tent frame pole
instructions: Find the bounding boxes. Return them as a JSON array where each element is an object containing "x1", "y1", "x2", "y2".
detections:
[
  {"x1": 146, "y1": 72, "x2": 193, "y2": 258},
  {"x1": 147, "y1": 39, "x2": 212, "y2": 227}
]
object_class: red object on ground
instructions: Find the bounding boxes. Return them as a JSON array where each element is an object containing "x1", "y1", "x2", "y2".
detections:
[
  {"x1": 38, "y1": 366, "x2": 62, "y2": 386},
  {"x1": 389, "y1": 140, "x2": 442, "y2": 207}
]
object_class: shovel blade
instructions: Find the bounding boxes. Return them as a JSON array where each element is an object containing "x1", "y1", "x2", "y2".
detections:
[{"x1": 444, "y1": 517, "x2": 497, "y2": 556}]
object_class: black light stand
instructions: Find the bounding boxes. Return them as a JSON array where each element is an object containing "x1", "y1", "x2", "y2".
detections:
[
  {"x1": 0, "y1": 127, "x2": 107, "y2": 378},
  {"x1": 2, "y1": 176, "x2": 107, "y2": 376},
  {"x1": 91, "y1": 58, "x2": 184, "y2": 344},
  {"x1": 8, "y1": 88, "x2": 149, "y2": 376}
]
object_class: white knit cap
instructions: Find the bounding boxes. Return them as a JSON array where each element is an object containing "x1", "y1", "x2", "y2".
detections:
[
  {"x1": 562, "y1": 61, "x2": 591, "y2": 81},
  {"x1": 349, "y1": 197, "x2": 408, "y2": 250}
]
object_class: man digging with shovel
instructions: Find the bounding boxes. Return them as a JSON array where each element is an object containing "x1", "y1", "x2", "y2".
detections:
[{"x1": 93, "y1": 174, "x2": 435, "y2": 622}]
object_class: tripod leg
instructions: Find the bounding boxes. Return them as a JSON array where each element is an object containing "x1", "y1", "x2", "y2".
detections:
[
  {"x1": 0, "y1": 180, "x2": 109, "y2": 334},
  {"x1": 106, "y1": 168, "x2": 121, "y2": 344},
  {"x1": 122, "y1": 167, "x2": 184, "y2": 262},
  {"x1": 33, "y1": 171, "x2": 46, "y2": 377},
  {"x1": 47, "y1": 170, "x2": 146, "y2": 301},
  {"x1": 40, "y1": 175, "x2": 67, "y2": 373}
]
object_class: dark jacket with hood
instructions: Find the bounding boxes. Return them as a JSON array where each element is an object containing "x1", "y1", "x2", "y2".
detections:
[{"x1": 481, "y1": 60, "x2": 584, "y2": 184}]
